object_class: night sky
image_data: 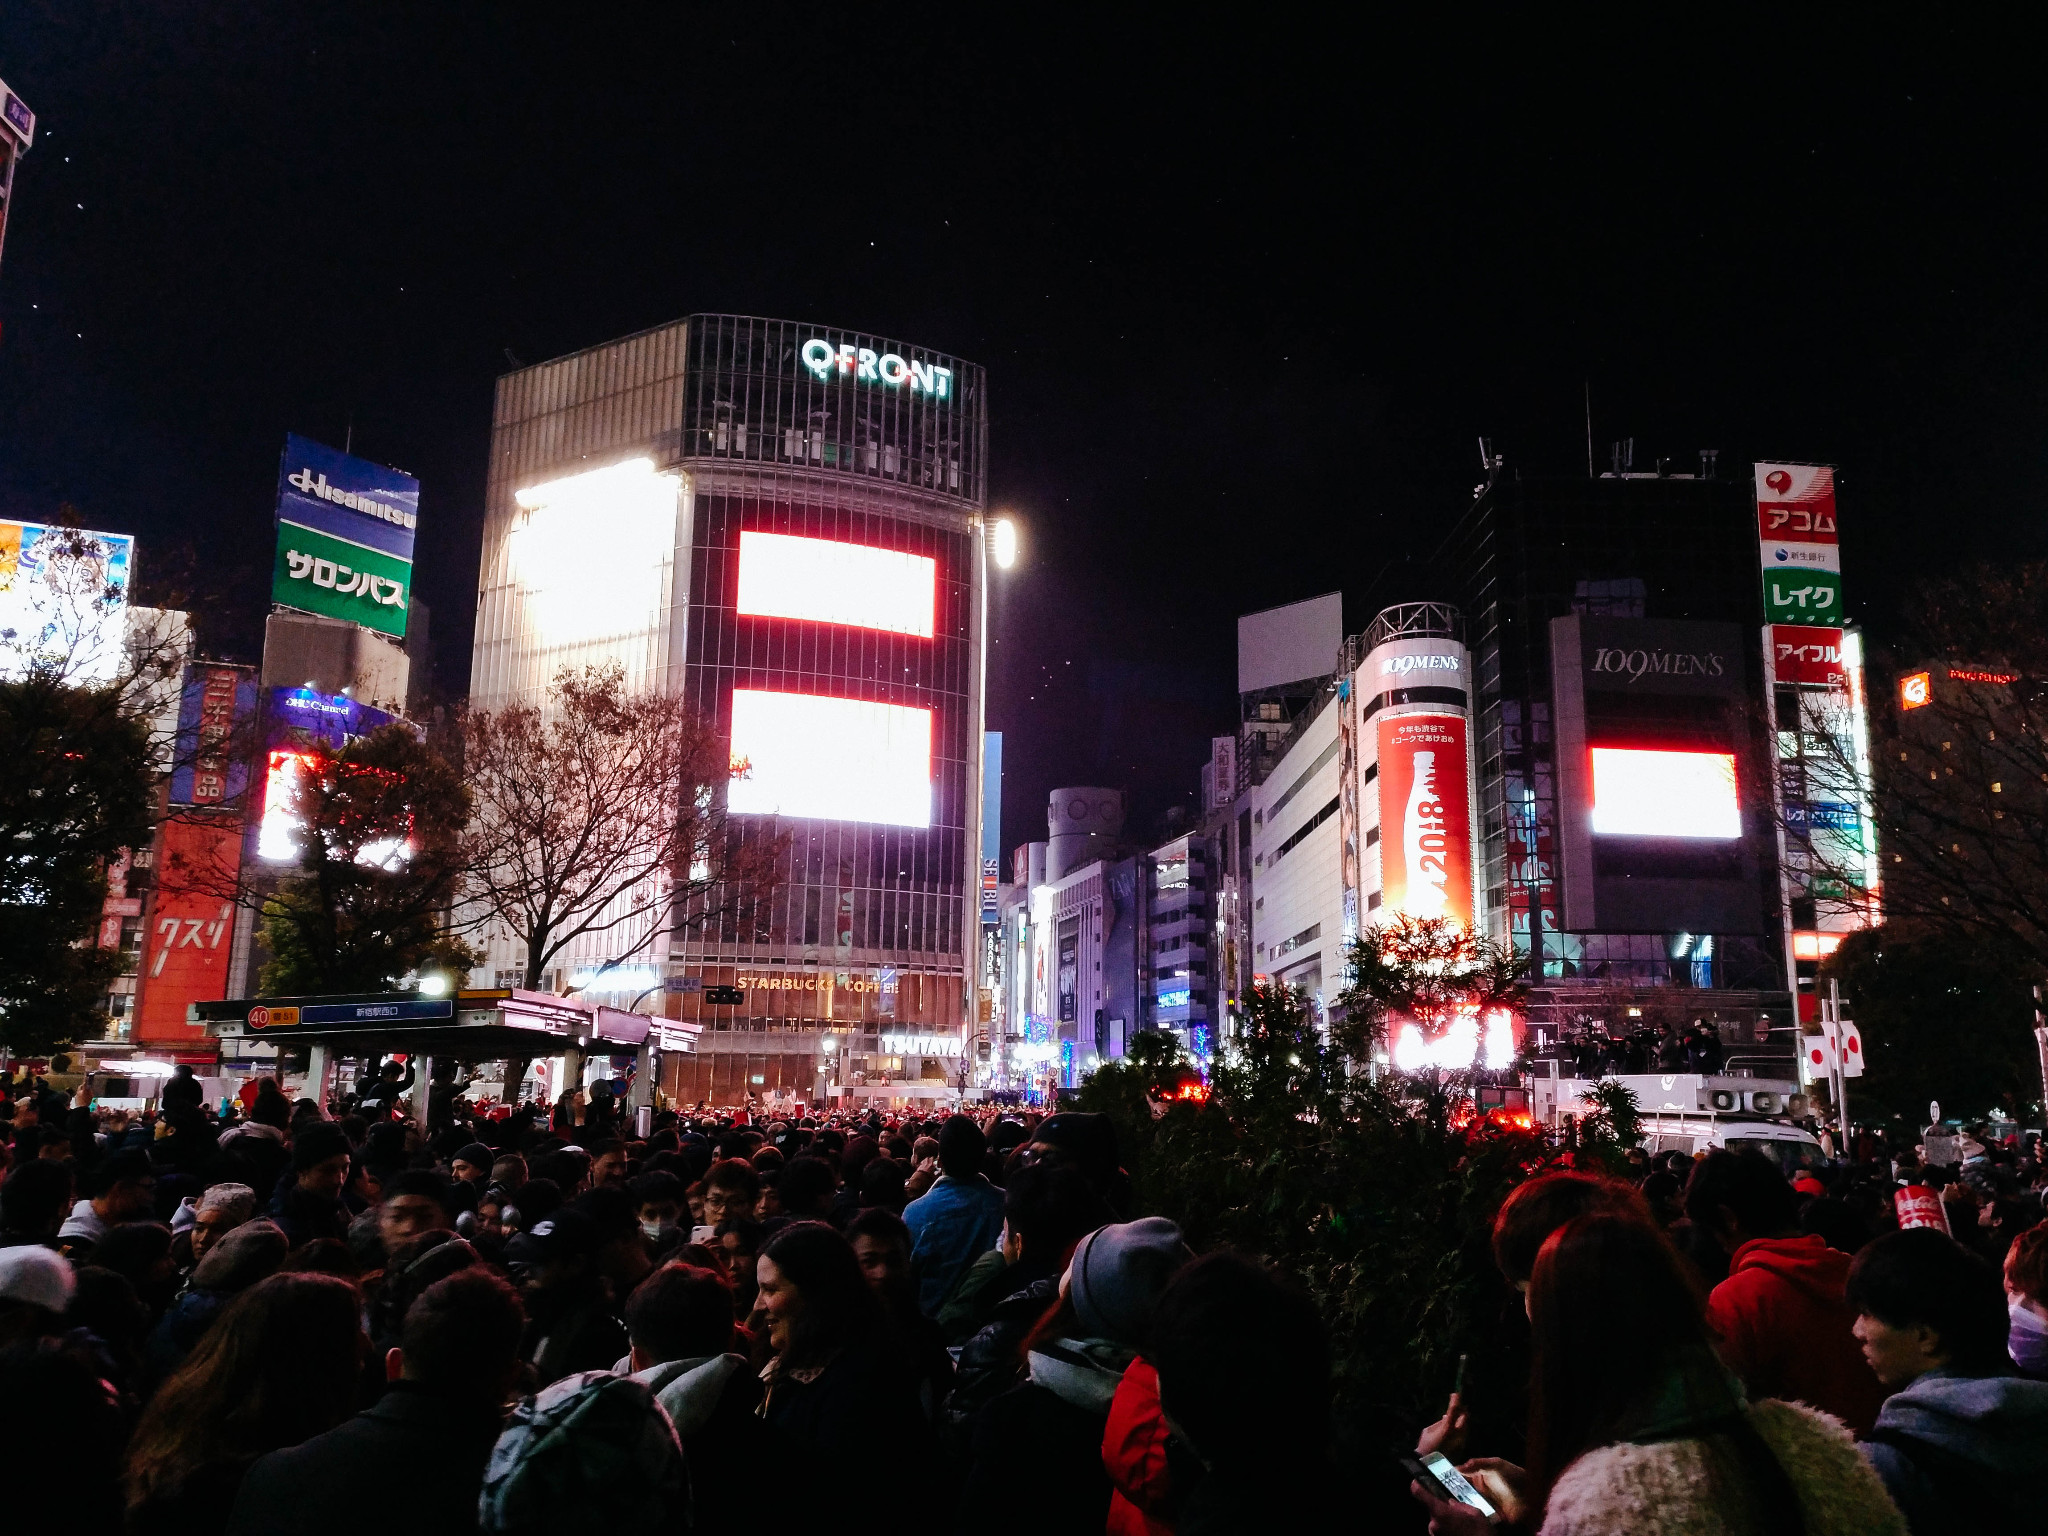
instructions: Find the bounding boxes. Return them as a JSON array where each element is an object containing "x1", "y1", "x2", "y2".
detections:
[{"x1": 4, "y1": 9, "x2": 2045, "y2": 855}]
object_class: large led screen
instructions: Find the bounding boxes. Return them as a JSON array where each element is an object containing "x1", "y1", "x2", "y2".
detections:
[
  {"x1": 1590, "y1": 748, "x2": 1740, "y2": 839},
  {"x1": 735, "y1": 531, "x2": 935, "y2": 638},
  {"x1": 727, "y1": 688, "x2": 932, "y2": 827}
]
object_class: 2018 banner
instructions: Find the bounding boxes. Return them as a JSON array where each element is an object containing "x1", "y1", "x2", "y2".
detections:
[{"x1": 1374, "y1": 713, "x2": 1475, "y2": 929}]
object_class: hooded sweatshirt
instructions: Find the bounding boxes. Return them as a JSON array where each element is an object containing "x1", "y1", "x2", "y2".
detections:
[
  {"x1": 1707, "y1": 1233, "x2": 1888, "y2": 1435},
  {"x1": 1860, "y1": 1370, "x2": 2048, "y2": 1535}
]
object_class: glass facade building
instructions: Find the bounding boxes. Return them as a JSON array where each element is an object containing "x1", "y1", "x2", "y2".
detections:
[
  {"x1": 1436, "y1": 472, "x2": 1793, "y2": 1041},
  {"x1": 471, "y1": 315, "x2": 989, "y2": 1105}
]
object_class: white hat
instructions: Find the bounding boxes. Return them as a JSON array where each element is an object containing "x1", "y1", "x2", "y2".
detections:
[{"x1": 0, "y1": 1245, "x2": 76, "y2": 1312}]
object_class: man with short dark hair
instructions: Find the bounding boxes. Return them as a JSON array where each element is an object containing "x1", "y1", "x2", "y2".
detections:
[
  {"x1": 1849, "y1": 1229, "x2": 2048, "y2": 1532},
  {"x1": 56, "y1": 1149, "x2": 154, "y2": 1256},
  {"x1": 272, "y1": 1123, "x2": 354, "y2": 1247},
  {"x1": 378, "y1": 1169, "x2": 456, "y2": 1254},
  {"x1": 701, "y1": 1158, "x2": 760, "y2": 1226},
  {"x1": 902, "y1": 1115, "x2": 1005, "y2": 1315},
  {"x1": 1685, "y1": 1149, "x2": 1886, "y2": 1434},
  {"x1": 621, "y1": 1261, "x2": 764, "y2": 1532},
  {"x1": 226, "y1": 1268, "x2": 527, "y2": 1534}
]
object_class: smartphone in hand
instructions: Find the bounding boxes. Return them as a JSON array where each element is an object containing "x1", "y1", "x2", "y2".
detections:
[{"x1": 1400, "y1": 1452, "x2": 1498, "y2": 1520}]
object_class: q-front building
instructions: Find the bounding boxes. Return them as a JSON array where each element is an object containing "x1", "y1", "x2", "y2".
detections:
[{"x1": 470, "y1": 316, "x2": 990, "y2": 1106}]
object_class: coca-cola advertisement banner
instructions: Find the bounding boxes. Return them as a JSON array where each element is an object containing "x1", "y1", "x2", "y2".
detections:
[
  {"x1": 1375, "y1": 713, "x2": 1474, "y2": 929},
  {"x1": 134, "y1": 817, "x2": 241, "y2": 1046}
]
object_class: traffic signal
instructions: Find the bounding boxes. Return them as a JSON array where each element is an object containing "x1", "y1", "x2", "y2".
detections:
[{"x1": 704, "y1": 985, "x2": 745, "y2": 1006}]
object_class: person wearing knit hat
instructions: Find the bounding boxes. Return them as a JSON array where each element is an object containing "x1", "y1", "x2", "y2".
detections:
[
  {"x1": 451, "y1": 1143, "x2": 495, "y2": 1186},
  {"x1": 958, "y1": 1216, "x2": 1191, "y2": 1532},
  {"x1": 0, "y1": 1244, "x2": 77, "y2": 1344},
  {"x1": 275, "y1": 1123, "x2": 355, "y2": 1247},
  {"x1": 1068, "y1": 1217, "x2": 1191, "y2": 1347}
]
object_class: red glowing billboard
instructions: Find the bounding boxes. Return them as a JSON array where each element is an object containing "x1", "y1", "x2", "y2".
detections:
[
  {"x1": 1772, "y1": 624, "x2": 1847, "y2": 689},
  {"x1": 134, "y1": 818, "x2": 240, "y2": 1047},
  {"x1": 1375, "y1": 713, "x2": 1474, "y2": 928},
  {"x1": 735, "y1": 530, "x2": 935, "y2": 638}
]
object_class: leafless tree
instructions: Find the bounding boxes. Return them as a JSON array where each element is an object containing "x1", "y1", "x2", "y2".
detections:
[
  {"x1": 458, "y1": 663, "x2": 781, "y2": 991},
  {"x1": 1787, "y1": 564, "x2": 2048, "y2": 975}
]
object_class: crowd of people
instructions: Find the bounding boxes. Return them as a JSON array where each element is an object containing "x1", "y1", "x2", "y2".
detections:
[{"x1": 0, "y1": 1058, "x2": 2042, "y2": 1533}]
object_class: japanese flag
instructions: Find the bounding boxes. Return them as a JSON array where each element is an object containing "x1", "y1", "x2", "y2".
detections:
[
  {"x1": 1802, "y1": 1031, "x2": 1838, "y2": 1084},
  {"x1": 1837, "y1": 1019, "x2": 1864, "y2": 1078}
]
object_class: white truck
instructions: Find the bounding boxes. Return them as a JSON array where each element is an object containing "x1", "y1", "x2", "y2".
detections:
[{"x1": 1528, "y1": 1069, "x2": 1827, "y2": 1176}]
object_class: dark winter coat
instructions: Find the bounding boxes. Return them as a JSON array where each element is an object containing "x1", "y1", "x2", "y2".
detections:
[
  {"x1": 224, "y1": 1384, "x2": 504, "y2": 1536},
  {"x1": 957, "y1": 1339, "x2": 1130, "y2": 1536}
]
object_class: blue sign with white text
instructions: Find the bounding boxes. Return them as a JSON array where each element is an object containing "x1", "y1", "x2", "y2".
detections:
[{"x1": 276, "y1": 434, "x2": 420, "y2": 563}]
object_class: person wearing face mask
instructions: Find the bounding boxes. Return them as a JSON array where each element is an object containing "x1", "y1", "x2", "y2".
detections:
[
  {"x1": 2004, "y1": 1220, "x2": 2048, "y2": 1378},
  {"x1": 630, "y1": 1170, "x2": 687, "y2": 1258}
]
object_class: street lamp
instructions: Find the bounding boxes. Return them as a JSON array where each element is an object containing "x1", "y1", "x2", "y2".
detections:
[{"x1": 992, "y1": 516, "x2": 1018, "y2": 569}]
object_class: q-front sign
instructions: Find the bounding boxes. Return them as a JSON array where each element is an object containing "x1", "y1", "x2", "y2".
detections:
[{"x1": 801, "y1": 338, "x2": 954, "y2": 400}]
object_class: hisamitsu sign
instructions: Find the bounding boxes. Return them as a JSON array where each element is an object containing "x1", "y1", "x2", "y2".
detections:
[{"x1": 272, "y1": 434, "x2": 420, "y2": 639}]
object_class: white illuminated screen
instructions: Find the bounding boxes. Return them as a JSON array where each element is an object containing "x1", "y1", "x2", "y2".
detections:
[
  {"x1": 735, "y1": 531, "x2": 935, "y2": 638},
  {"x1": 727, "y1": 689, "x2": 932, "y2": 827},
  {"x1": 510, "y1": 458, "x2": 678, "y2": 646},
  {"x1": 1591, "y1": 748, "x2": 1740, "y2": 839}
]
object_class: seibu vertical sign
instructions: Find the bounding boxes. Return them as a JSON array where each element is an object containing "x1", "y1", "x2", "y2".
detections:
[{"x1": 1375, "y1": 714, "x2": 1475, "y2": 928}]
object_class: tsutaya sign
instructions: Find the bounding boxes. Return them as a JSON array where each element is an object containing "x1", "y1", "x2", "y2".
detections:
[{"x1": 801, "y1": 339, "x2": 954, "y2": 400}]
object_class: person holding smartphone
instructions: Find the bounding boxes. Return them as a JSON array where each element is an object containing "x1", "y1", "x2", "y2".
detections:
[{"x1": 1409, "y1": 1212, "x2": 1906, "y2": 1535}]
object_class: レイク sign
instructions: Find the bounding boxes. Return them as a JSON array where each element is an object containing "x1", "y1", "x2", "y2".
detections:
[{"x1": 800, "y1": 339, "x2": 954, "y2": 400}]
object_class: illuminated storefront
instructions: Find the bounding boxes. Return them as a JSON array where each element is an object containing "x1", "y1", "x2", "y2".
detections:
[{"x1": 470, "y1": 316, "x2": 988, "y2": 1104}]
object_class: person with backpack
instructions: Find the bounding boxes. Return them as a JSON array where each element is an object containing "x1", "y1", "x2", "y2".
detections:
[
  {"x1": 1847, "y1": 1228, "x2": 2048, "y2": 1535},
  {"x1": 480, "y1": 1367, "x2": 687, "y2": 1533},
  {"x1": 1410, "y1": 1213, "x2": 1906, "y2": 1536},
  {"x1": 958, "y1": 1216, "x2": 1190, "y2": 1535},
  {"x1": 618, "y1": 1260, "x2": 765, "y2": 1532}
]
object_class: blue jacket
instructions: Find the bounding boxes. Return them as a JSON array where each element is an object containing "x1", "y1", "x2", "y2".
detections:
[
  {"x1": 1861, "y1": 1368, "x2": 2048, "y2": 1533},
  {"x1": 903, "y1": 1174, "x2": 1005, "y2": 1315}
]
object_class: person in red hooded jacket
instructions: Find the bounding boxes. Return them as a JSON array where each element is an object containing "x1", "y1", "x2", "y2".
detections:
[
  {"x1": 1685, "y1": 1150, "x2": 1888, "y2": 1435},
  {"x1": 1102, "y1": 1356, "x2": 1175, "y2": 1536}
]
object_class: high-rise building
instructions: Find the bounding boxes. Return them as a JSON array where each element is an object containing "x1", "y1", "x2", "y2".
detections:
[
  {"x1": 470, "y1": 316, "x2": 990, "y2": 1108},
  {"x1": 1437, "y1": 469, "x2": 1800, "y2": 1059}
]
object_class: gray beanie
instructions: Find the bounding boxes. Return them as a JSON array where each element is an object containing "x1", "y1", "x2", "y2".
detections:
[{"x1": 1066, "y1": 1216, "x2": 1190, "y2": 1347}]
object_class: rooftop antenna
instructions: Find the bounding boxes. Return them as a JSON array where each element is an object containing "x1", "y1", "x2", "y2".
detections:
[{"x1": 1584, "y1": 382, "x2": 1595, "y2": 478}]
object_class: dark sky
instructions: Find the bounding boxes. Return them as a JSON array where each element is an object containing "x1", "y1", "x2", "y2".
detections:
[{"x1": 4, "y1": 8, "x2": 2046, "y2": 854}]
